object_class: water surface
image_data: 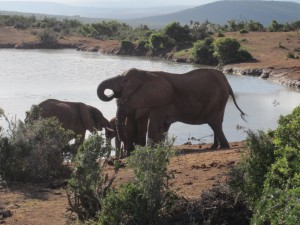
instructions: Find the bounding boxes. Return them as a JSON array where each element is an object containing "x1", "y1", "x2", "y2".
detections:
[{"x1": 1, "y1": 49, "x2": 299, "y2": 144}]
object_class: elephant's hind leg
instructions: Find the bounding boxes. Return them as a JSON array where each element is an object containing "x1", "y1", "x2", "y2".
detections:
[
  {"x1": 208, "y1": 121, "x2": 230, "y2": 149},
  {"x1": 209, "y1": 135, "x2": 219, "y2": 150}
]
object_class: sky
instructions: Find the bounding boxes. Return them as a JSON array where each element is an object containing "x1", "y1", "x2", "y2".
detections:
[
  {"x1": 4, "y1": 0, "x2": 299, "y2": 7},
  {"x1": 0, "y1": 0, "x2": 214, "y2": 7},
  {"x1": 1, "y1": 0, "x2": 300, "y2": 8}
]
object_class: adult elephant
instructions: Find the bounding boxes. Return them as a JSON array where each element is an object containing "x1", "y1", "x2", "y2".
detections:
[
  {"x1": 36, "y1": 99, "x2": 112, "y2": 145},
  {"x1": 97, "y1": 68, "x2": 246, "y2": 149}
]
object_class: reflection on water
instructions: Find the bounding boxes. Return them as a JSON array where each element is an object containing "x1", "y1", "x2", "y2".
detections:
[{"x1": 1, "y1": 49, "x2": 299, "y2": 144}]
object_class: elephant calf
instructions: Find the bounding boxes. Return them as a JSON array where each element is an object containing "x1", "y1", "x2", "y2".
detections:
[{"x1": 35, "y1": 99, "x2": 111, "y2": 146}]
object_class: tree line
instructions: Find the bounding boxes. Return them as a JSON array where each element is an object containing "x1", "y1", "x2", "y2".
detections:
[{"x1": 1, "y1": 14, "x2": 300, "y2": 65}]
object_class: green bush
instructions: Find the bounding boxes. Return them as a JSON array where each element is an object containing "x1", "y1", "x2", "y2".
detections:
[
  {"x1": 287, "y1": 52, "x2": 296, "y2": 59},
  {"x1": 213, "y1": 37, "x2": 241, "y2": 64},
  {"x1": 240, "y1": 29, "x2": 249, "y2": 34},
  {"x1": 120, "y1": 40, "x2": 135, "y2": 54},
  {"x1": 252, "y1": 188, "x2": 300, "y2": 225},
  {"x1": 135, "y1": 40, "x2": 149, "y2": 55},
  {"x1": 67, "y1": 133, "x2": 116, "y2": 220},
  {"x1": 148, "y1": 33, "x2": 174, "y2": 54},
  {"x1": 190, "y1": 37, "x2": 218, "y2": 65},
  {"x1": 228, "y1": 130, "x2": 275, "y2": 207},
  {"x1": 229, "y1": 106, "x2": 300, "y2": 224},
  {"x1": 99, "y1": 141, "x2": 175, "y2": 225},
  {"x1": 163, "y1": 22, "x2": 191, "y2": 46},
  {"x1": 38, "y1": 29, "x2": 58, "y2": 48},
  {"x1": 264, "y1": 106, "x2": 300, "y2": 190},
  {"x1": 0, "y1": 108, "x2": 73, "y2": 182},
  {"x1": 238, "y1": 49, "x2": 254, "y2": 61},
  {"x1": 213, "y1": 37, "x2": 253, "y2": 64},
  {"x1": 99, "y1": 183, "x2": 151, "y2": 225}
]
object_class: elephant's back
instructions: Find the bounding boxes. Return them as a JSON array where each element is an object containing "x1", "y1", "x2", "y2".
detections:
[
  {"x1": 165, "y1": 69, "x2": 229, "y2": 94},
  {"x1": 38, "y1": 99, "x2": 77, "y2": 124}
]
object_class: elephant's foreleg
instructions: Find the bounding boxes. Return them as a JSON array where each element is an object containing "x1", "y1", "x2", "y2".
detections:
[
  {"x1": 125, "y1": 116, "x2": 135, "y2": 156},
  {"x1": 135, "y1": 114, "x2": 148, "y2": 147}
]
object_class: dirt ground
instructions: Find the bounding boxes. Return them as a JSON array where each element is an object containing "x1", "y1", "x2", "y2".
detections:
[{"x1": 0, "y1": 141, "x2": 244, "y2": 225}]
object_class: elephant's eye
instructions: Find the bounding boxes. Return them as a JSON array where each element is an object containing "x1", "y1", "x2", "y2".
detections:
[{"x1": 124, "y1": 78, "x2": 128, "y2": 83}]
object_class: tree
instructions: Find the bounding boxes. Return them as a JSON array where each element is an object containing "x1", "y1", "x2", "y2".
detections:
[
  {"x1": 163, "y1": 22, "x2": 190, "y2": 45},
  {"x1": 268, "y1": 20, "x2": 284, "y2": 32},
  {"x1": 148, "y1": 33, "x2": 173, "y2": 54},
  {"x1": 190, "y1": 37, "x2": 217, "y2": 65},
  {"x1": 213, "y1": 37, "x2": 241, "y2": 64}
]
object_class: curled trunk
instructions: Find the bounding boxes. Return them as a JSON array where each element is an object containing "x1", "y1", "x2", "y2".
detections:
[{"x1": 97, "y1": 76, "x2": 121, "y2": 102}]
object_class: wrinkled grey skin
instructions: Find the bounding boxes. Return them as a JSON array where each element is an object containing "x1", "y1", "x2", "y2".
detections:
[
  {"x1": 97, "y1": 68, "x2": 246, "y2": 149},
  {"x1": 38, "y1": 99, "x2": 111, "y2": 145}
]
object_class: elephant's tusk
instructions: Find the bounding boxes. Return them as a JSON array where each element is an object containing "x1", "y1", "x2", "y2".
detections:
[{"x1": 105, "y1": 126, "x2": 115, "y2": 132}]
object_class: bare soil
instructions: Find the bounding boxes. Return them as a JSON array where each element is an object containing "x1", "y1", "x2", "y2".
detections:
[
  {"x1": 0, "y1": 142, "x2": 244, "y2": 224},
  {"x1": 222, "y1": 31, "x2": 300, "y2": 87}
]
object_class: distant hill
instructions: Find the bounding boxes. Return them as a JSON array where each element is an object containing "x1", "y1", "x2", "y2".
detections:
[
  {"x1": 0, "y1": 1, "x2": 190, "y2": 20},
  {"x1": 128, "y1": 1, "x2": 300, "y2": 27}
]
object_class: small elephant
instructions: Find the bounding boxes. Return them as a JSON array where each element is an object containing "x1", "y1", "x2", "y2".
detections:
[
  {"x1": 97, "y1": 68, "x2": 246, "y2": 149},
  {"x1": 106, "y1": 117, "x2": 123, "y2": 157},
  {"x1": 106, "y1": 114, "x2": 149, "y2": 158},
  {"x1": 34, "y1": 99, "x2": 111, "y2": 146}
]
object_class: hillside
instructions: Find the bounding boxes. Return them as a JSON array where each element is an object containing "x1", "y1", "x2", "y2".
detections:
[
  {"x1": 129, "y1": 1, "x2": 300, "y2": 27},
  {"x1": 0, "y1": 1, "x2": 189, "y2": 20}
]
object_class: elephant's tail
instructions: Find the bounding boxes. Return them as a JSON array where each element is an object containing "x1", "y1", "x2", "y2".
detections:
[{"x1": 229, "y1": 86, "x2": 247, "y2": 122}]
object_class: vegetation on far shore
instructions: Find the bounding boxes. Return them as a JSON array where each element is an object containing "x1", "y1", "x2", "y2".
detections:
[{"x1": 1, "y1": 15, "x2": 300, "y2": 65}]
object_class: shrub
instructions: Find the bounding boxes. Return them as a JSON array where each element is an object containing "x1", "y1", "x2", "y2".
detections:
[
  {"x1": 238, "y1": 49, "x2": 254, "y2": 61},
  {"x1": 119, "y1": 40, "x2": 135, "y2": 55},
  {"x1": 190, "y1": 37, "x2": 218, "y2": 65},
  {"x1": 252, "y1": 188, "x2": 300, "y2": 225},
  {"x1": 287, "y1": 52, "x2": 298, "y2": 59},
  {"x1": 99, "y1": 183, "x2": 151, "y2": 225},
  {"x1": 0, "y1": 108, "x2": 73, "y2": 182},
  {"x1": 163, "y1": 22, "x2": 191, "y2": 45},
  {"x1": 228, "y1": 107, "x2": 300, "y2": 224},
  {"x1": 228, "y1": 130, "x2": 275, "y2": 207},
  {"x1": 38, "y1": 29, "x2": 58, "y2": 48},
  {"x1": 240, "y1": 29, "x2": 249, "y2": 34},
  {"x1": 148, "y1": 33, "x2": 174, "y2": 54},
  {"x1": 67, "y1": 133, "x2": 116, "y2": 220},
  {"x1": 264, "y1": 106, "x2": 300, "y2": 190},
  {"x1": 135, "y1": 40, "x2": 149, "y2": 55},
  {"x1": 213, "y1": 37, "x2": 253, "y2": 64},
  {"x1": 99, "y1": 140, "x2": 175, "y2": 225},
  {"x1": 213, "y1": 37, "x2": 241, "y2": 64},
  {"x1": 217, "y1": 31, "x2": 225, "y2": 37},
  {"x1": 250, "y1": 106, "x2": 300, "y2": 224}
]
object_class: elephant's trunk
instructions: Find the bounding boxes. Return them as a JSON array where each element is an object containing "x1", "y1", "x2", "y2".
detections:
[
  {"x1": 116, "y1": 107, "x2": 126, "y2": 142},
  {"x1": 97, "y1": 76, "x2": 121, "y2": 102}
]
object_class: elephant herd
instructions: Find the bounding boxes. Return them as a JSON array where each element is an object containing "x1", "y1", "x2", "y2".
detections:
[{"x1": 34, "y1": 68, "x2": 246, "y2": 158}]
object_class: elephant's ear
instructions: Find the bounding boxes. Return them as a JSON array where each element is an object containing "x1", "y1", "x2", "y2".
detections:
[{"x1": 125, "y1": 71, "x2": 174, "y2": 109}]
